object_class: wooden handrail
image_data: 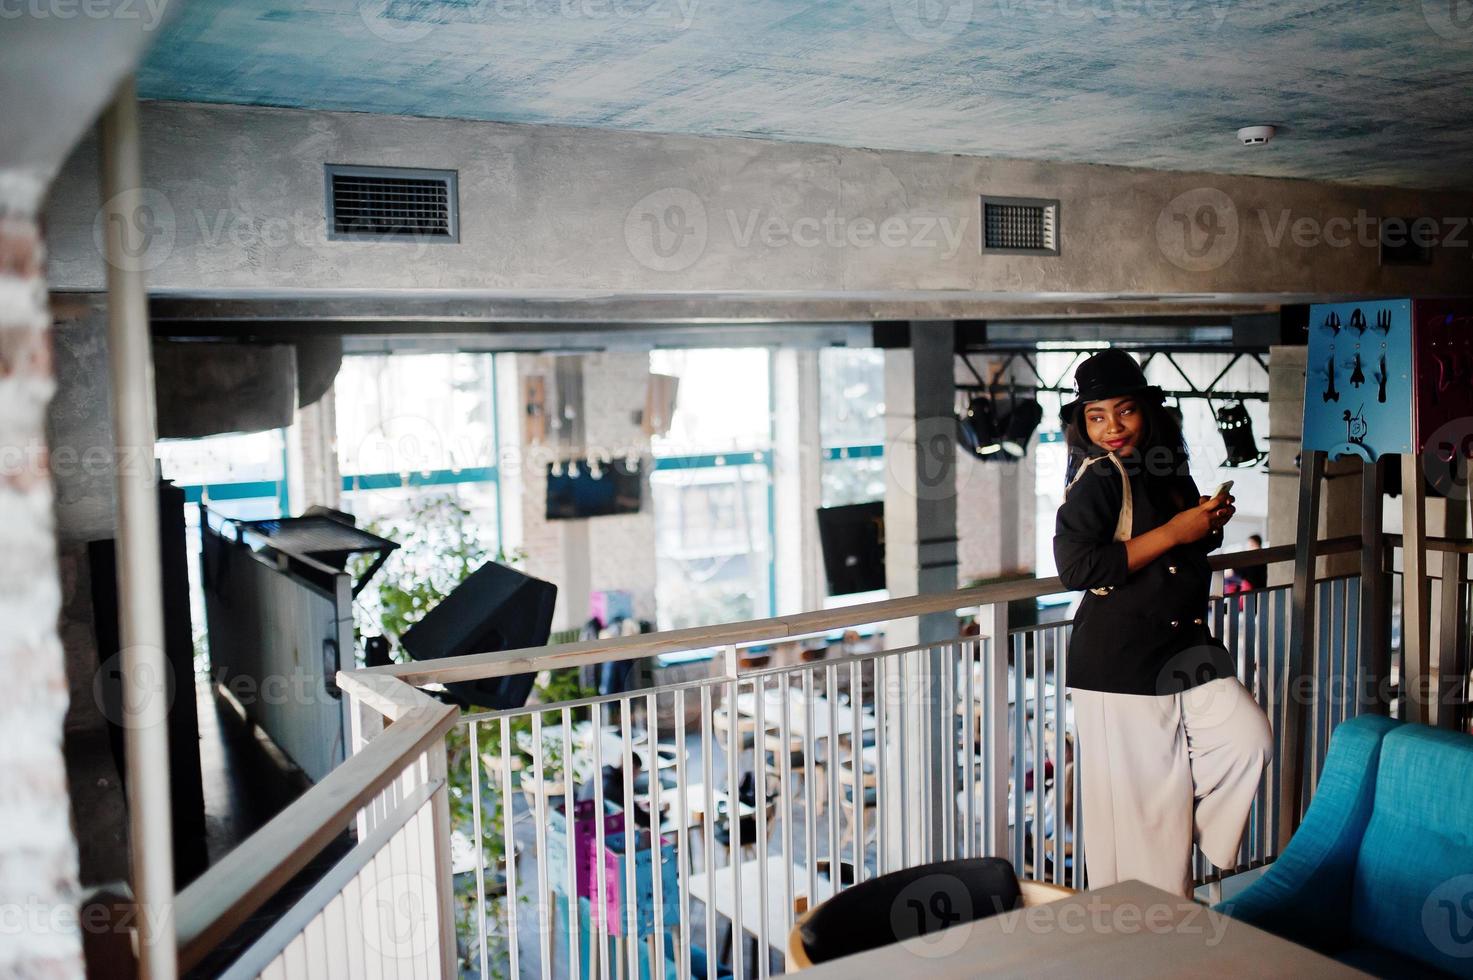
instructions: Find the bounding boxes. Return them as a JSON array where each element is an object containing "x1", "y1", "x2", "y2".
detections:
[
  {"x1": 175, "y1": 530, "x2": 1395, "y2": 972},
  {"x1": 175, "y1": 693, "x2": 456, "y2": 971},
  {"x1": 361, "y1": 537, "x2": 1365, "y2": 686},
  {"x1": 1383, "y1": 533, "x2": 1473, "y2": 555}
]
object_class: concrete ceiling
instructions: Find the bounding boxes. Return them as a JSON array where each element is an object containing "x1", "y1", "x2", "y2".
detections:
[
  {"x1": 134, "y1": 1, "x2": 1473, "y2": 191},
  {"x1": 3, "y1": 10, "x2": 168, "y2": 174}
]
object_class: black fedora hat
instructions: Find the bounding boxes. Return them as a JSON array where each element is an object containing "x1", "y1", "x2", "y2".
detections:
[{"x1": 1059, "y1": 349, "x2": 1164, "y2": 424}]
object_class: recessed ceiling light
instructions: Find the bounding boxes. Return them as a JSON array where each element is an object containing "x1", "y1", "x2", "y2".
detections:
[{"x1": 1237, "y1": 125, "x2": 1277, "y2": 146}]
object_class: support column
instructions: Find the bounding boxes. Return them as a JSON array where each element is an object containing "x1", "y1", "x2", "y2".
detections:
[
  {"x1": 101, "y1": 79, "x2": 177, "y2": 979},
  {"x1": 0, "y1": 170, "x2": 86, "y2": 978},
  {"x1": 883, "y1": 323, "x2": 960, "y2": 644},
  {"x1": 882, "y1": 322, "x2": 958, "y2": 865},
  {"x1": 772, "y1": 349, "x2": 823, "y2": 615},
  {"x1": 285, "y1": 387, "x2": 341, "y2": 514}
]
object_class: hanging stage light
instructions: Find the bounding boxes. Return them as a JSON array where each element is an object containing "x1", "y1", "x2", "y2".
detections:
[
  {"x1": 1000, "y1": 397, "x2": 1043, "y2": 457},
  {"x1": 1216, "y1": 400, "x2": 1265, "y2": 467},
  {"x1": 957, "y1": 396, "x2": 1004, "y2": 457}
]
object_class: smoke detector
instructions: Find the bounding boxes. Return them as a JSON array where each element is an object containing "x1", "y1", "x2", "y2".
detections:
[{"x1": 1237, "y1": 125, "x2": 1277, "y2": 146}]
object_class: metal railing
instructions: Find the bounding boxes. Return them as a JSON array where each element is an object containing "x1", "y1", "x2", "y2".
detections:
[
  {"x1": 177, "y1": 533, "x2": 1473, "y2": 979},
  {"x1": 369, "y1": 539, "x2": 1372, "y2": 979}
]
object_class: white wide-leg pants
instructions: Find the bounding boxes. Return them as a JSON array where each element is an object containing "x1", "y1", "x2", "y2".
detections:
[{"x1": 1071, "y1": 676, "x2": 1273, "y2": 898}]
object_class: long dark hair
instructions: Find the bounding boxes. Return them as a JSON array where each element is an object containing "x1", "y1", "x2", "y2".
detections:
[{"x1": 1064, "y1": 398, "x2": 1195, "y2": 512}]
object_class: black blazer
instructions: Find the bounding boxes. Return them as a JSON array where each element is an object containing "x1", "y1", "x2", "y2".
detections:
[{"x1": 1053, "y1": 450, "x2": 1234, "y2": 695}]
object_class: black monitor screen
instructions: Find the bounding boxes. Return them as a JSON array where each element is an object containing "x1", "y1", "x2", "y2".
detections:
[
  {"x1": 816, "y1": 501, "x2": 886, "y2": 596},
  {"x1": 546, "y1": 460, "x2": 642, "y2": 519}
]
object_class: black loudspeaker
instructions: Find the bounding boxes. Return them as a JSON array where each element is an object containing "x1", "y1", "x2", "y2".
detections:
[
  {"x1": 816, "y1": 501, "x2": 886, "y2": 596},
  {"x1": 399, "y1": 561, "x2": 557, "y2": 709},
  {"x1": 89, "y1": 480, "x2": 208, "y2": 886}
]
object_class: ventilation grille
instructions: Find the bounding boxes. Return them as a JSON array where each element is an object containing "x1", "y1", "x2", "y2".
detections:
[
  {"x1": 981, "y1": 196, "x2": 1059, "y2": 255},
  {"x1": 326, "y1": 165, "x2": 458, "y2": 242}
]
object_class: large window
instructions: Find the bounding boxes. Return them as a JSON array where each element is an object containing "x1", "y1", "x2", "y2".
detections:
[
  {"x1": 649, "y1": 349, "x2": 774, "y2": 630},
  {"x1": 157, "y1": 428, "x2": 289, "y2": 517},
  {"x1": 818, "y1": 348, "x2": 886, "y2": 508},
  {"x1": 336, "y1": 352, "x2": 501, "y2": 555},
  {"x1": 157, "y1": 429, "x2": 290, "y2": 673}
]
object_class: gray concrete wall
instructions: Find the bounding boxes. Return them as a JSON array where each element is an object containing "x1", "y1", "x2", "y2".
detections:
[
  {"x1": 46, "y1": 295, "x2": 132, "y2": 888},
  {"x1": 41, "y1": 102, "x2": 1473, "y2": 306}
]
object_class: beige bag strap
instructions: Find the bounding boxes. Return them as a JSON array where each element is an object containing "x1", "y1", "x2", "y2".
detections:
[
  {"x1": 1064, "y1": 452, "x2": 1133, "y2": 542},
  {"x1": 1066, "y1": 453, "x2": 1133, "y2": 597}
]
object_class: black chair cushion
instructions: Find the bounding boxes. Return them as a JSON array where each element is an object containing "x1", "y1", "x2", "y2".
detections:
[{"x1": 798, "y1": 857, "x2": 1022, "y2": 964}]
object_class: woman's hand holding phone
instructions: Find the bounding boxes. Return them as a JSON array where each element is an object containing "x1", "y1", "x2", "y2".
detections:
[{"x1": 1167, "y1": 492, "x2": 1237, "y2": 544}]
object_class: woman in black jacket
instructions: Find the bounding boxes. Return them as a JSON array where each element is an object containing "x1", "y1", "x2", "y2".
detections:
[{"x1": 1053, "y1": 349, "x2": 1272, "y2": 898}]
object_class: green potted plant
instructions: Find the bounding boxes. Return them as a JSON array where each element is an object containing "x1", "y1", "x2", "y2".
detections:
[{"x1": 355, "y1": 493, "x2": 593, "y2": 978}]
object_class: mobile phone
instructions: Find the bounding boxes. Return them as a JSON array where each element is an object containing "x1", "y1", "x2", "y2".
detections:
[{"x1": 1209, "y1": 480, "x2": 1234, "y2": 503}]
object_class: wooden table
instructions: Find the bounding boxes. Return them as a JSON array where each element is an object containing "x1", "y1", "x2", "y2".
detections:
[
  {"x1": 682, "y1": 785, "x2": 757, "y2": 823},
  {"x1": 688, "y1": 855, "x2": 837, "y2": 954},
  {"x1": 795, "y1": 880, "x2": 1366, "y2": 978},
  {"x1": 734, "y1": 689, "x2": 875, "y2": 737}
]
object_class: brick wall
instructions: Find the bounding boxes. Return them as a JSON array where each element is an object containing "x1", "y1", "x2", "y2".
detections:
[
  {"x1": 0, "y1": 169, "x2": 85, "y2": 977},
  {"x1": 581, "y1": 353, "x2": 658, "y2": 623},
  {"x1": 516, "y1": 352, "x2": 658, "y2": 630}
]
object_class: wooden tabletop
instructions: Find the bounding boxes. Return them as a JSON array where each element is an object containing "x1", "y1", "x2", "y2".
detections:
[
  {"x1": 795, "y1": 880, "x2": 1367, "y2": 978},
  {"x1": 688, "y1": 856, "x2": 836, "y2": 952}
]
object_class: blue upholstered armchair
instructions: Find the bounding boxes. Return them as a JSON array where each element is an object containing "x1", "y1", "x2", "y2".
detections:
[{"x1": 1215, "y1": 715, "x2": 1473, "y2": 977}]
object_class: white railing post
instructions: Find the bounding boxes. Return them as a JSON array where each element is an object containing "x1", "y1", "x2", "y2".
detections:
[
  {"x1": 426, "y1": 735, "x2": 458, "y2": 978},
  {"x1": 985, "y1": 601, "x2": 1010, "y2": 863}
]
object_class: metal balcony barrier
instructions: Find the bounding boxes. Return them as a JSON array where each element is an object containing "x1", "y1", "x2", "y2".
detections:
[{"x1": 174, "y1": 535, "x2": 1471, "y2": 978}]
